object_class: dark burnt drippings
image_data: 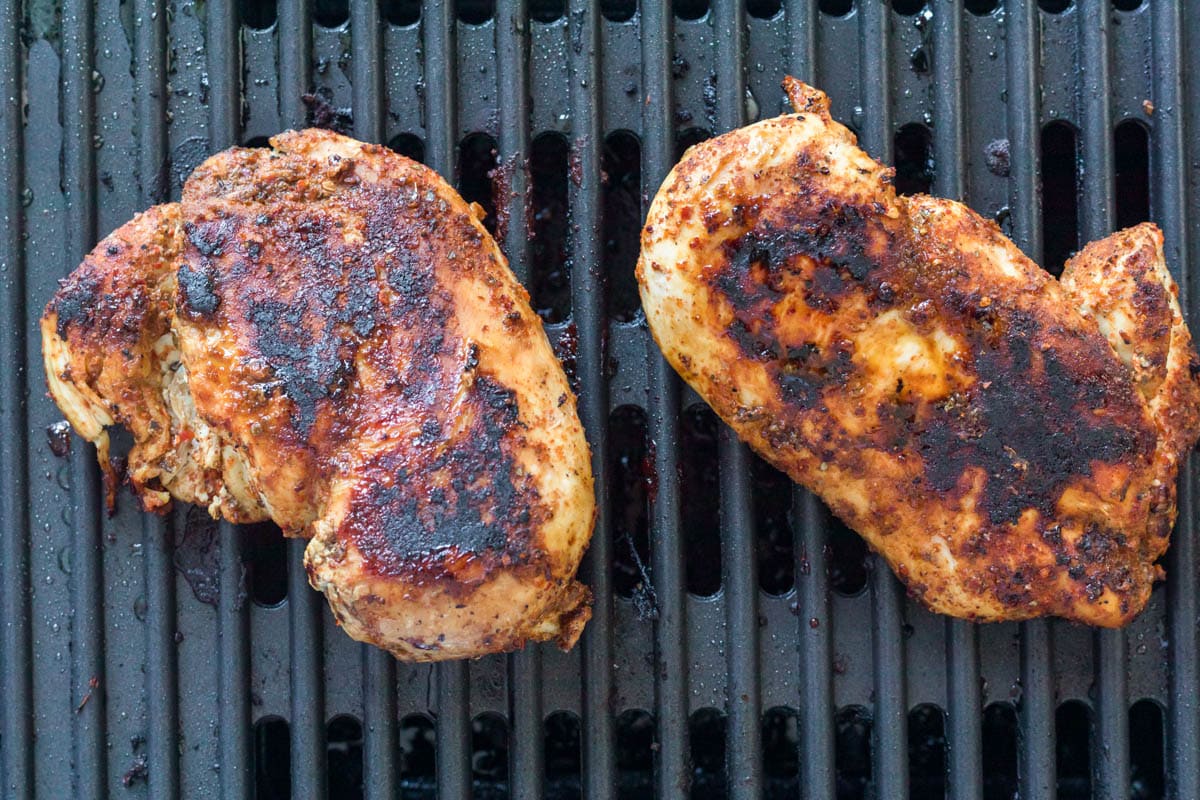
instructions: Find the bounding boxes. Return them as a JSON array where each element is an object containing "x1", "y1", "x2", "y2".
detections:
[
  {"x1": 174, "y1": 505, "x2": 247, "y2": 608},
  {"x1": 47, "y1": 420, "x2": 72, "y2": 457},
  {"x1": 301, "y1": 91, "x2": 354, "y2": 134}
]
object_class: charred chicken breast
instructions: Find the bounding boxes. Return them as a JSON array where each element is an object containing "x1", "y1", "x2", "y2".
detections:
[
  {"x1": 43, "y1": 129, "x2": 594, "y2": 660},
  {"x1": 637, "y1": 78, "x2": 1200, "y2": 626}
]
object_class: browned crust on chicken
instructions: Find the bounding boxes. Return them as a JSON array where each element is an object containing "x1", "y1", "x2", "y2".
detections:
[
  {"x1": 41, "y1": 204, "x2": 269, "y2": 521},
  {"x1": 42, "y1": 129, "x2": 595, "y2": 660},
  {"x1": 638, "y1": 78, "x2": 1200, "y2": 626}
]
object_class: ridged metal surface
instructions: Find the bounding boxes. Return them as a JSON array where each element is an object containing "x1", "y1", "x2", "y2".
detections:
[{"x1": 0, "y1": 1, "x2": 1193, "y2": 798}]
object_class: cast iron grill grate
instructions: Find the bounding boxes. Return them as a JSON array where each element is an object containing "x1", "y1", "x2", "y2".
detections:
[{"x1": 0, "y1": 1, "x2": 1196, "y2": 798}]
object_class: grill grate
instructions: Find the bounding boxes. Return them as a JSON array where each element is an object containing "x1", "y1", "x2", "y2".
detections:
[{"x1": 1, "y1": 1, "x2": 1197, "y2": 798}]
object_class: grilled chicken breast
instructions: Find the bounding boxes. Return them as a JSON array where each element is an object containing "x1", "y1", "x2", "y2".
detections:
[
  {"x1": 43, "y1": 129, "x2": 594, "y2": 660},
  {"x1": 637, "y1": 78, "x2": 1200, "y2": 626}
]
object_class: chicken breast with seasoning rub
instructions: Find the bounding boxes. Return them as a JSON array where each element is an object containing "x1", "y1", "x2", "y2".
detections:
[
  {"x1": 637, "y1": 78, "x2": 1200, "y2": 626},
  {"x1": 42, "y1": 128, "x2": 594, "y2": 660}
]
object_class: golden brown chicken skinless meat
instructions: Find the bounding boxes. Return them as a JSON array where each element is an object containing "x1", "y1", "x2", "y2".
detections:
[
  {"x1": 42, "y1": 129, "x2": 594, "y2": 660},
  {"x1": 637, "y1": 78, "x2": 1200, "y2": 627}
]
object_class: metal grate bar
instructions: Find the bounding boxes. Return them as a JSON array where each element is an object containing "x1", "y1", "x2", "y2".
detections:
[
  {"x1": 858, "y1": 5, "x2": 909, "y2": 798},
  {"x1": 217, "y1": 521, "x2": 252, "y2": 800},
  {"x1": 62, "y1": 1, "x2": 108, "y2": 795},
  {"x1": 135, "y1": 3, "x2": 181, "y2": 796},
  {"x1": 350, "y1": 7, "x2": 400, "y2": 800},
  {"x1": 207, "y1": 4, "x2": 252, "y2": 799},
  {"x1": 0, "y1": 0, "x2": 31, "y2": 793},
  {"x1": 568, "y1": 4, "x2": 617, "y2": 799},
  {"x1": 1005, "y1": 2, "x2": 1044, "y2": 262},
  {"x1": 361, "y1": 650, "x2": 398, "y2": 800},
  {"x1": 424, "y1": 7, "x2": 474, "y2": 800},
  {"x1": 206, "y1": 0, "x2": 241, "y2": 151},
  {"x1": 642, "y1": 3, "x2": 689, "y2": 797},
  {"x1": 785, "y1": 8, "x2": 835, "y2": 800},
  {"x1": 424, "y1": 1, "x2": 460, "y2": 174},
  {"x1": 719, "y1": 428, "x2": 763, "y2": 800},
  {"x1": 352, "y1": 0, "x2": 385, "y2": 142},
  {"x1": 1075, "y1": 3, "x2": 1130, "y2": 797},
  {"x1": 436, "y1": 657, "x2": 473, "y2": 800},
  {"x1": 287, "y1": 6, "x2": 327, "y2": 800},
  {"x1": 1153, "y1": 4, "x2": 1200, "y2": 798},
  {"x1": 494, "y1": 0, "x2": 532, "y2": 288},
  {"x1": 278, "y1": 0, "x2": 313, "y2": 123},
  {"x1": 494, "y1": 3, "x2": 546, "y2": 798},
  {"x1": 932, "y1": 7, "x2": 983, "y2": 800},
  {"x1": 944, "y1": 623, "x2": 981, "y2": 800},
  {"x1": 785, "y1": 0, "x2": 816, "y2": 90},
  {"x1": 143, "y1": 515, "x2": 180, "y2": 800},
  {"x1": 1005, "y1": 4, "x2": 1056, "y2": 797},
  {"x1": 796, "y1": 492, "x2": 835, "y2": 800},
  {"x1": 712, "y1": 3, "x2": 762, "y2": 798}
]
